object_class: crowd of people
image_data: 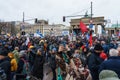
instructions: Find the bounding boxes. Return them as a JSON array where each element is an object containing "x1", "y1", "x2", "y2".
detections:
[{"x1": 0, "y1": 34, "x2": 120, "y2": 80}]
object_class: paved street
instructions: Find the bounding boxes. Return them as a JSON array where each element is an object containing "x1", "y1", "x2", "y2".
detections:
[{"x1": 43, "y1": 63, "x2": 53, "y2": 80}]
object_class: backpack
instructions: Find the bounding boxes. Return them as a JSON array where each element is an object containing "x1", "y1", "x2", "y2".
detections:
[{"x1": 0, "y1": 67, "x2": 6, "y2": 80}]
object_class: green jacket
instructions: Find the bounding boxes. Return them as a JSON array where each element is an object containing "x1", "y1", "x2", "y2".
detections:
[{"x1": 12, "y1": 50, "x2": 19, "y2": 63}]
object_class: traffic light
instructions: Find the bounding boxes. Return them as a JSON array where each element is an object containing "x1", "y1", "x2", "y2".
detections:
[
  {"x1": 35, "y1": 18, "x2": 38, "y2": 23},
  {"x1": 63, "y1": 16, "x2": 65, "y2": 22}
]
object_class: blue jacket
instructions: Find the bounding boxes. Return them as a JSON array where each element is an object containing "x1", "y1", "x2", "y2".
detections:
[
  {"x1": 109, "y1": 43, "x2": 118, "y2": 49},
  {"x1": 102, "y1": 44, "x2": 109, "y2": 55},
  {"x1": 99, "y1": 56, "x2": 120, "y2": 78}
]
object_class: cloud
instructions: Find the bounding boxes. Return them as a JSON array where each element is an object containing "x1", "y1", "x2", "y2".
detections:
[{"x1": 0, "y1": 0, "x2": 120, "y2": 24}]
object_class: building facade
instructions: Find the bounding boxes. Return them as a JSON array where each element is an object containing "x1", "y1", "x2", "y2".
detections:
[
  {"x1": 16, "y1": 20, "x2": 47, "y2": 35},
  {"x1": 105, "y1": 24, "x2": 120, "y2": 36},
  {"x1": 70, "y1": 16, "x2": 105, "y2": 35},
  {"x1": 16, "y1": 20, "x2": 70, "y2": 36},
  {"x1": 42, "y1": 24, "x2": 69, "y2": 36}
]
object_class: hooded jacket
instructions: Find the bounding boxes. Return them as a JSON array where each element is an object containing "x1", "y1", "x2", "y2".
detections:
[
  {"x1": 12, "y1": 50, "x2": 19, "y2": 63},
  {"x1": 8, "y1": 53, "x2": 18, "y2": 72}
]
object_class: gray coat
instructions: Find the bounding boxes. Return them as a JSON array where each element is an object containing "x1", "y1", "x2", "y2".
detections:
[{"x1": 48, "y1": 54, "x2": 56, "y2": 69}]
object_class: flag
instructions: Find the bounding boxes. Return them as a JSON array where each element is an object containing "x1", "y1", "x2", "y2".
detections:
[
  {"x1": 34, "y1": 30, "x2": 44, "y2": 38},
  {"x1": 25, "y1": 37, "x2": 30, "y2": 46},
  {"x1": 37, "y1": 31, "x2": 44, "y2": 38},
  {"x1": 85, "y1": 33, "x2": 90, "y2": 48},
  {"x1": 86, "y1": 33, "x2": 90, "y2": 40},
  {"x1": 80, "y1": 21, "x2": 88, "y2": 33},
  {"x1": 89, "y1": 31, "x2": 93, "y2": 47}
]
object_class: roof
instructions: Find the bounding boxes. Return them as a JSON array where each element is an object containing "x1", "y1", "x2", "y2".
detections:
[{"x1": 111, "y1": 24, "x2": 120, "y2": 28}]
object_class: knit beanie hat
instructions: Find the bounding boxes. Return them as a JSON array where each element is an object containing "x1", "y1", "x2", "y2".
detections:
[
  {"x1": 94, "y1": 43, "x2": 103, "y2": 51},
  {"x1": 99, "y1": 70, "x2": 120, "y2": 80}
]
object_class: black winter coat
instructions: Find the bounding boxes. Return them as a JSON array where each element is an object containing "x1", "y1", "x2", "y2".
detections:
[
  {"x1": 88, "y1": 52, "x2": 104, "y2": 80},
  {"x1": 0, "y1": 58, "x2": 11, "y2": 80},
  {"x1": 31, "y1": 55, "x2": 44, "y2": 79},
  {"x1": 48, "y1": 54, "x2": 56, "y2": 69},
  {"x1": 16, "y1": 58, "x2": 24, "y2": 74}
]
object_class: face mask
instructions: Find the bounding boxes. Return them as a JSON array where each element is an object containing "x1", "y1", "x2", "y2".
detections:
[{"x1": 73, "y1": 54, "x2": 80, "y2": 58}]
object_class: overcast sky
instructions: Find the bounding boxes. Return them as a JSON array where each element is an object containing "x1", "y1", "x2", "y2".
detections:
[{"x1": 0, "y1": 0, "x2": 120, "y2": 25}]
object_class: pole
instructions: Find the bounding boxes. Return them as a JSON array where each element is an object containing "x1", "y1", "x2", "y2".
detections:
[
  {"x1": 117, "y1": 20, "x2": 118, "y2": 28},
  {"x1": 21, "y1": 12, "x2": 25, "y2": 35},
  {"x1": 116, "y1": 20, "x2": 118, "y2": 35},
  {"x1": 91, "y1": 2, "x2": 93, "y2": 20},
  {"x1": 23, "y1": 12, "x2": 25, "y2": 23},
  {"x1": 90, "y1": 2, "x2": 93, "y2": 46}
]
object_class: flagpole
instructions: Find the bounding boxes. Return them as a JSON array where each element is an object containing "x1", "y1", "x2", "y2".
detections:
[
  {"x1": 90, "y1": 2, "x2": 93, "y2": 47},
  {"x1": 91, "y1": 2, "x2": 93, "y2": 20}
]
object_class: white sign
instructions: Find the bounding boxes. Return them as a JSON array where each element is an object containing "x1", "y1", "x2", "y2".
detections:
[
  {"x1": 62, "y1": 31, "x2": 69, "y2": 36},
  {"x1": 72, "y1": 36, "x2": 76, "y2": 41}
]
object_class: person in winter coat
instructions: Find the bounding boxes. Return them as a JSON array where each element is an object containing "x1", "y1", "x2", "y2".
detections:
[
  {"x1": 48, "y1": 48, "x2": 57, "y2": 80},
  {"x1": 31, "y1": 49, "x2": 45, "y2": 80},
  {"x1": 20, "y1": 43, "x2": 27, "y2": 51},
  {"x1": 12, "y1": 47, "x2": 19, "y2": 63},
  {"x1": 88, "y1": 43, "x2": 104, "y2": 80},
  {"x1": 27, "y1": 47, "x2": 36, "y2": 70},
  {"x1": 109, "y1": 40, "x2": 118, "y2": 49},
  {"x1": 8, "y1": 52, "x2": 18, "y2": 80},
  {"x1": 99, "y1": 70, "x2": 120, "y2": 80},
  {"x1": 80, "y1": 46, "x2": 90, "y2": 67},
  {"x1": 73, "y1": 49, "x2": 80, "y2": 58},
  {"x1": 16, "y1": 50, "x2": 28, "y2": 80},
  {"x1": 0, "y1": 54, "x2": 11, "y2": 80},
  {"x1": 99, "y1": 49, "x2": 120, "y2": 78},
  {"x1": 8, "y1": 52, "x2": 18, "y2": 72},
  {"x1": 101, "y1": 41, "x2": 109, "y2": 56},
  {"x1": 0, "y1": 42, "x2": 3, "y2": 54},
  {"x1": 1, "y1": 44, "x2": 10, "y2": 56}
]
